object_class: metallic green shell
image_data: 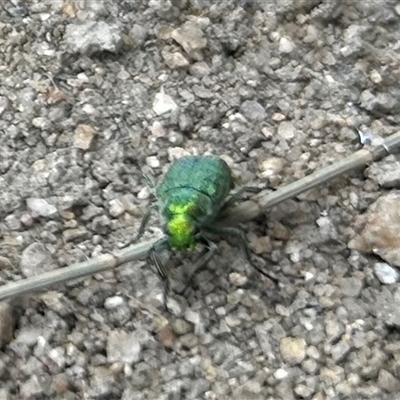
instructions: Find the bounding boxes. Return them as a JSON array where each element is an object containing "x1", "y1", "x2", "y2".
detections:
[{"x1": 156, "y1": 156, "x2": 234, "y2": 225}]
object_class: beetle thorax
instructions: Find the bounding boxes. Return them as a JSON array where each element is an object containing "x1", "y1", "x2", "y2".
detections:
[{"x1": 166, "y1": 202, "x2": 197, "y2": 250}]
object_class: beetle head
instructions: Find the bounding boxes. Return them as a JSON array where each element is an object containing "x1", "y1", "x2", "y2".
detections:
[{"x1": 167, "y1": 214, "x2": 196, "y2": 250}]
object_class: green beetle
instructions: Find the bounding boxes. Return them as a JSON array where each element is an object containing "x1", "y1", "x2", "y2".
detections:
[{"x1": 134, "y1": 155, "x2": 276, "y2": 310}]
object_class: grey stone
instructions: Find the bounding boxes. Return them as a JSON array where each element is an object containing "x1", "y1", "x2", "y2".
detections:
[
  {"x1": 4, "y1": 214, "x2": 21, "y2": 231},
  {"x1": 162, "y1": 51, "x2": 189, "y2": 69},
  {"x1": 339, "y1": 277, "x2": 362, "y2": 297},
  {"x1": 62, "y1": 228, "x2": 88, "y2": 242},
  {"x1": 0, "y1": 97, "x2": 10, "y2": 116},
  {"x1": 26, "y1": 198, "x2": 57, "y2": 218},
  {"x1": 108, "y1": 199, "x2": 126, "y2": 217},
  {"x1": 107, "y1": 331, "x2": 141, "y2": 364},
  {"x1": 88, "y1": 367, "x2": 115, "y2": 398},
  {"x1": 232, "y1": 380, "x2": 262, "y2": 400},
  {"x1": 82, "y1": 204, "x2": 103, "y2": 221},
  {"x1": 277, "y1": 121, "x2": 296, "y2": 140},
  {"x1": 240, "y1": 100, "x2": 266, "y2": 122},
  {"x1": 91, "y1": 215, "x2": 111, "y2": 234},
  {"x1": 330, "y1": 341, "x2": 351, "y2": 362},
  {"x1": 186, "y1": 378, "x2": 210, "y2": 399},
  {"x1": 360, "y1": 90, "x2": 399, "y2": 113},
  {"x1": 377, "y1": 369, "x2": 400, "y2": 393},
  {"x1": 193, "y1": 85, "x2": 213, "y2": 99},
  {"x1": 20, "y1": 376, "x2": 44, "y2": 398},
  {"x1": 20, "y1": 242, "x2": 56, "y2": 277},
  {"x1": 171, "y1": 21, "x2": 207, "y2": 60},
  {"x1": 130, "y1": 24, "x2": 147, "y2": 47},
  {"x1": 366, "y1": 156, "x2": 400, "y2": 189},
  {"x1": 0, "y1": 257, "x2": 13, "y2": 270},
  {"x1": 6, "y1": 6, "x2": 28, "y2": 17},
  {"x1": 65, "y1": 21, "x2": 122, "y2": 55},
  {"x1": 32, "y1": 117, "x2": 51, "y2": 130}
]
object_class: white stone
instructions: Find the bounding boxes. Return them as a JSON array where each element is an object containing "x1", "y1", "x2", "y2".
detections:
[
  {"x1": 374, "y1": 263, "x2": 400, "y2": 285},
  {"x1": 26, "y1": 198, "x2": 57, "y2": 217},
  {"x1": 279, "y1": 37, "x2": 295, "y2": 53},
  {"x1": 153, "y1": 92, "x2": 178, "y2": 115}
]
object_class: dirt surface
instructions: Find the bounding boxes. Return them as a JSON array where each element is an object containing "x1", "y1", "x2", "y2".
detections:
[{"x1": 1, "y1": 1, "x2": 400, "y2": 399}]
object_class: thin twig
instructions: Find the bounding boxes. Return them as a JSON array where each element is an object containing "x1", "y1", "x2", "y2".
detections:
[
  {"x1": 219, "y1": 131, "x2": 400, "y2": 225},
  {"x1": 0, "y1": 239, "x2": 158, "y2": 301},
  {"x1": 0, "y1": 131, "x2": 400, "y2": 301}
]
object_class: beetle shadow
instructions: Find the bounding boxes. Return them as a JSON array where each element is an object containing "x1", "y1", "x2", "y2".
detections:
[{"x1": 168, "y1": 238, "x2": 293, "y2": 310}]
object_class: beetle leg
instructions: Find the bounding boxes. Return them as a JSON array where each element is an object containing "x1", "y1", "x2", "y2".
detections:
[
  {"x1": 203, "y1": 226, "x2": 279, "y2": 284},
  {"x1": 118, "y1": 202, "x2": 158, "y2": 249},
  {"x1": 142, "y1": 171, "x2": 157, "y2": 193},
  {"x1": 149, "y1": 238, "x2": 171, "y2": 312},
  {"x1": 177, "y1": 238, "x2": 218, "y2": 296},
  {"x1": 132, "y1": 202, "x2": 158, "y2": 242}
]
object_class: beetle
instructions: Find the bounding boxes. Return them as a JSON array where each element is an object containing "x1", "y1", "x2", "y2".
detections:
[{"x1": 134, "y1": 155, "x2": 277, "y2": 310}]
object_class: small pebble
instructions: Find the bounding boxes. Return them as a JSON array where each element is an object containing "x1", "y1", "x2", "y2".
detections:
[
  {"x1": 377, "y1": 369, "x2": 400, "y2": 392},
  {"x1": 107, "y1": 331, "x2": 141, "y2": 364},
  {"x1": 73, "y1": 124, "x2": 96, "y2": 150},
  {"x1": 153, "y1": 92, "x2": 178, "y2": 115},
  {"x1": 146, "y1": 156, "x2": 160, "y2": 168},
  {"x1": 65, "y1": 21, "x2": 122, "y2": 55},
  {"x1": 225, "y1": 315, "x2": 241, "y2": 328},
  {"x1": 171, "y1": 21, "x2": 207, "y2": 60},
  {"x1": 279, "y1": 37, "x2": 296, "y2": 53},
  {"x1": 260, "y1": 157, "x2": 284, "y2": 179},
  {"x1": 150, "y1": 121, "x2": 166, "y2": 138},
  {"x1": 251, "y1": 236, "x2": 272, "y2": 254},
  {"x1": 20, "y1": 213, "x2": 34, "y2": 227},
  {"x1": 109, "y1": 199, "x2": 126, "y2": 217},
  {"x1": 63, "y1": 228, "x2": 88, "y2": 242},
  {"x1": 274, "y1": 368, "x2": 288, "y2": 379},
  {"x1": 5, "y1": 214, "x2": 21, "y2": 231},
  {"x1": 20, "y1": 376, "x2": 43, "y2": 398},
  {"x1": 229, "y1": 272, "x2": 248, "y2": 287},
  {"x1": 167, "y1": 147, "x2": 190, "y2": 161},
  {"x1": 272, "y1": 112, "x2": 286, "y2": 121},
  {"x1": 156, "y1": 324, "x2": 178, "y2": 348},
  {"x1": 374, "y1": 263, "x2": 400, "y2": 285},
  {"x1": 104, "y1": 296, "x2": 124, "y2": 310},
  {"x1": 280, "y1": 337, "x2": 306, "y2": 365},
  {"x1": 171, "y1": 319, "x2": 191, "y2": 335},
  {"x1": 277, "y1": 121, "x2": 296, "y2": 140},
  {"x1": 26, "y1": 198, "x2": 57, "y2": 218},
  {"x1": 240, "y1": 100, "x2": 266, "y2": 122},
  {"x1": 20, "y1": 243, "x2": 55, "y2": 277},
  {"x1": 0, "y1": 257, "x2": 13, "y2": 270},
  {"x1": 32, "y1": 117, "x2": 51, "y2": 130},
  {"x1": 162, "y1": 51, "x2": 189, "y2": 69},
  {"x1": 137, "y1": 187, "x2": 150, "y2": 200}
]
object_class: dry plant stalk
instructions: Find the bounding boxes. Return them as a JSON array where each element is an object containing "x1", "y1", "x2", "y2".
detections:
[{"x1": 0, "y1": 131, "x2": 400, "y2": 301}]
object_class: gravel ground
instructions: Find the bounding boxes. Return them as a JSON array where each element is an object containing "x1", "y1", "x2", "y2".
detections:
[{"x1": 1, "y1": 1, "x2": 400, "y2": 399}]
